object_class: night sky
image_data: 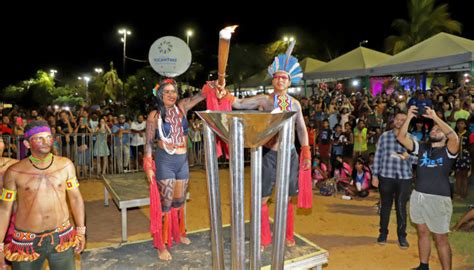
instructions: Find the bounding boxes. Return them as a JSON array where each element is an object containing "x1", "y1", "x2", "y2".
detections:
[{"x1": 1, "y1": 1, "x2": 472, "y2": 89}]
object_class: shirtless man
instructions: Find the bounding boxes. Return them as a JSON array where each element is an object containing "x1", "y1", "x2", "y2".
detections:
[
  {"x1": 0, "y1": 120, "x2": 86, "y2": 270},
  {"x1": 219, "y1": 46, "x2": 311, "y2": 250}
]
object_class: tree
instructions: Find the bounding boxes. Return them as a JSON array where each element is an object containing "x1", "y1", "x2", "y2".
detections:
[
  {"x1": 384, "y1": 0, "x2": 462, "y2": 55},
  {"x1": 103, "y1": 62, "x2": 123, "y2": 102},
  {"x1": 227, "y1": 44, "x2": 267, "y2": 88},
  {"x1": 123, "y1": 66, "x2": 160, "y2": 114}
]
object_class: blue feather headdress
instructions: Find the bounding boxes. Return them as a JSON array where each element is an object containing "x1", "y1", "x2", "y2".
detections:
[{"x1": 267, "y1": 40, "x2": 303, "y2": 85}]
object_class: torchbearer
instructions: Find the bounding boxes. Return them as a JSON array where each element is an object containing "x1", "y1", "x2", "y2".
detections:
[{"x1": 217, "y1": 40, "x2": 313, "y2": 251}]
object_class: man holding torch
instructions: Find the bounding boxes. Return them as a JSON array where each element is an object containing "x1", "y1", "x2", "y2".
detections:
[{"x1": 214, "y1": 40, "x2": 311, "y2": 250}]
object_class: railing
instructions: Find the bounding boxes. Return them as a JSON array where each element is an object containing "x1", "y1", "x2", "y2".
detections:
[{"x1": 1, "y1": 130, "x2": 250, "y2": 177}]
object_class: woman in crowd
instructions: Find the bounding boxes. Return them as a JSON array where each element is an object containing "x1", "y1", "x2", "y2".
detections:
[{"x1": 94, "y1": 117, "x2": 111, "y2": 175}]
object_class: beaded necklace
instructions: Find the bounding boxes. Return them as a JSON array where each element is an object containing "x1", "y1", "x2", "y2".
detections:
[
  {"x1": 28, "y1": 153, "x2": 53, "y2": 163},
  {"x1": 28, "y1": 154, "x2": 54, "y2": 171}
]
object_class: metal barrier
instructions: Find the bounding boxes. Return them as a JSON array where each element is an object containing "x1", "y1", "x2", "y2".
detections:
[{"x1": 1, "y1": 131, "x2": 249, "y2": 177}]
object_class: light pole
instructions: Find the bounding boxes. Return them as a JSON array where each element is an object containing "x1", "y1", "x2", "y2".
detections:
[
  {"x1": 359, "y1": 40, "x2": 368, "y2": 47},
  {"x1": 118, "y1": 28, "x2": 131, "y2": 102},
  {"x1": 78, "y1": 76, "x2": 90, "y2": 104},
  {"x1": 118, "y1": 28, "x2": 131, "y2": 77},
  {"x1": 185, "y1": 29, "x2": 193, "y2": 90},
  {"x1": 186, "y1": 29, "x2": 193, "y2": 46}
]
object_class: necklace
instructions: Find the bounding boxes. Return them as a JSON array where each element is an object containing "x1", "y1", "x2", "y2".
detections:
[
  {"x1": 157, "y1": 106, "x2": 184, "y2": 155},
  {"x1": 28, "y1": 155, "x2": 54, "y2": 170},
  {"x1": 28, "y1": 153, "x2": 53, "y2": 163}
]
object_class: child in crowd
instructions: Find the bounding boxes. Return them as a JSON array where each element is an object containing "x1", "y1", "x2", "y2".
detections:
[
  {"x1": 346, "y1": 158, "x2": 372, "y2": 198},
  {"x1": 331, "y1": 155, "x2": 352, "y2": 190},
  {"x1": 312, "y1": 155, "x2": 328, "y2": 189}
]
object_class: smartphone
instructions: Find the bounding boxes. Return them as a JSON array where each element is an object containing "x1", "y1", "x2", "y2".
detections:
[{"x1": 82, "y1": 118, "x2": 87, "y2": 125}]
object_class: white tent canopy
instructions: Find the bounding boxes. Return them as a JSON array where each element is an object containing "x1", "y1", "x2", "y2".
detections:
[
  {"x1": 304, "y1": 47, "x2": 391, "y2": 80},
  {"x1": 369, "y1": 32, "x2": 474, "y2": 76}
]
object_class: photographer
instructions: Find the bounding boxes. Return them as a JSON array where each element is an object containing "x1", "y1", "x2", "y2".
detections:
[{"x1": 397, "y1": 105, "x2": 459, "y2": 270}]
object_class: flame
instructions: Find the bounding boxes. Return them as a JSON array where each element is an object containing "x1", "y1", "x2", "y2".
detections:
[{"x1": 219, "y1": 25, "x2": 239, "y2": 40}]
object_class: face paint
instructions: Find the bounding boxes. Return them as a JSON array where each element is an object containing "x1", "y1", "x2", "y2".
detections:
[{"x1": 28, "y1": 132, "x2": 53, "y2": 153}]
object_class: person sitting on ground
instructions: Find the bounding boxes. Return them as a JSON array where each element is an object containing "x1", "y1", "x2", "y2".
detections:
[
  {"x1": 312, "y1": 155, "x2": 328, "y2": 189},
  {"x1": 346, "y1": 158, "x2": 371, "y2": 198},
  {"x1": 331, "y1": 155, "x2": 352, "y2": 190}
]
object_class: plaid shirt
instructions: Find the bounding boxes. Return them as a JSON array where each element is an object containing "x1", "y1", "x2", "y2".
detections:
[{"x1": 373, "y1": 130, "x2": 414, "y2": 180}]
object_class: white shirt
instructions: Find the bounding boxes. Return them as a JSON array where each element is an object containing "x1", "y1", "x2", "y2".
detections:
[{"x1": 130, "y1": 121, "x2": 146, "y2": 146}]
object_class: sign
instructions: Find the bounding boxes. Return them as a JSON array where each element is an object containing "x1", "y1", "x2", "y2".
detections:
[{"x1": 148, "y1": 36, "x2": 192, "y2": 77}]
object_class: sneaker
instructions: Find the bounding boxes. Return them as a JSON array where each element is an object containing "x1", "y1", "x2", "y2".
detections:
[
  {"x1": 398, "y1": 238, "x2": 409, "y2": 249},
  {"x1": 377, "y1": 234, "x2": 387, "y2": 245}
]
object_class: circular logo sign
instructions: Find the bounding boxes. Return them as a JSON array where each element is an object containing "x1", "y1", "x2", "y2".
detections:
[{"x1": 148, "y1": 36, "x2": 192, "y2": 77}]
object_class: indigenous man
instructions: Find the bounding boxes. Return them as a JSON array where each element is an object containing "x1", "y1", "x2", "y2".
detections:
[
  {"x1": 0, "y1": 120, "x2": 86, "y2": 270},
  {"x1": 218, "y1": 41, "x2": 311, "y2": 250}
]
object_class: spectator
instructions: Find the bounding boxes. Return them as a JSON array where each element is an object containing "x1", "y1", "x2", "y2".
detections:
[
  {"x1": 454, "y1": 119, "x2": 471, "y2": 199},
  {"x1": 353, "y1": 119, "x2": 368, "y2": 160},
  {"x1": 74, "y1": 116, "x2": 92, "y2": 179},
  {"x1": 372, "y1": 112, "x2": 414, "y2": 248},
  {"x1": 317, "y1": 119, "x2": 332, "y2": 165},
  {"x1": 346, "y1": 158, "x2": 371, "y2": 198},
  {"x1": 94, "y1": 117, "x2": 111, "y2": 175},
  {"x1": 312, "y1": 155, "x2": 328, "y2": 188},
  {"x1": 112, "y1": 114, "x2": 131, "y2": 173},
  {"x1": 130, "y1": 114, "x2": 146, "y2": 170}
]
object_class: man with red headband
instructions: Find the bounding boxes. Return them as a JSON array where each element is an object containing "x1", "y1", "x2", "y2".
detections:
[
  {"x1": 0, "y1": 120, "x2": 85, "y2": 270},
  {"x1": 217, "y1": 41, "x2": 311, "y2": 250}
]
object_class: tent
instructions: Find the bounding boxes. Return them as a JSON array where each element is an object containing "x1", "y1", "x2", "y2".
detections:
[
  {"x1": 304, "y1": 47, "x2": 392, "y2": 80},
  {"x1": 370, "y1": 32, "x2": 474, "y2": 76}
]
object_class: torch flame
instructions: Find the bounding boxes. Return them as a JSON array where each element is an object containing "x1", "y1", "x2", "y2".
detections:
[{"x1": 219, "y1": 25, "x2": 239, "y2": 40}]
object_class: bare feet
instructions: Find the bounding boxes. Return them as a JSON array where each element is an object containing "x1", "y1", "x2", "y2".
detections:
[
  {"x1": 286, "y1": 239, "x2": 296, "y2": 247},
  {"x1": 180, "y1": 236, "x2": 191, "y2": 245},
  {"x1": 158, "y1": 248, "x2": 172, "y2": 261}
]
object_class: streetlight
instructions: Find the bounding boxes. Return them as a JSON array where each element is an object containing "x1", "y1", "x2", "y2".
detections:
[
  {"x1": 94, "y1": 68, "x2": 103, "y2": 75},
  {"x1": 118, "y1": 28, "x2": 131, "y2": 78},
  {"x1": 118, "y1": 28, "x2": 131, "y2": 103},
  {"x1": 186, "y1": 29, "x2": 193, "y2": 45},
  {"x1": 359, "y1": 40, "x2": 368, "y2": 47},
  {"x1": 49, "y1": 69, "x2": 58, "y2": 78},
  {"x1": 283, "y1": 36, "x2": 295, "y2": 43}
]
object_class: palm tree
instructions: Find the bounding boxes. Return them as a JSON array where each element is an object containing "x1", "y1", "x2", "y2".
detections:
[
  {"x1": 103, "y1": 62, "x2": 123, "y2": 102},
  {"x1": 384, "y1": 0, "x2": 462, "y2": 54}
]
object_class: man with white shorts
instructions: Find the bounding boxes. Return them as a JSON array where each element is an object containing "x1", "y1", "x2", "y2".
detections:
[{"x1": 397, "y1": 105, "x2": 459, "y2": 270}]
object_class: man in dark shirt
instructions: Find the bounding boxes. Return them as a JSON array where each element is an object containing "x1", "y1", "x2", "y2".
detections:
[{"x1": 397, "y1": 105, "x2": 459, "y2": 270}]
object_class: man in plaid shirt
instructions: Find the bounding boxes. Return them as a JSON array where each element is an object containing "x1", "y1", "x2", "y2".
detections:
[{"x1": 372, "y1": 112, "x2": 416, "y2": 249}]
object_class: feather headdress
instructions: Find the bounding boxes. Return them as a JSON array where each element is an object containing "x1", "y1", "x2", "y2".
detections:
[{"x1": 267, "y1": 40, "x2": 303, "y2": 85}]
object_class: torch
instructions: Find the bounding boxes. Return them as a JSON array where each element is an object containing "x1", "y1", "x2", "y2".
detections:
[{"x1": 217, "y1": 25, "x2": 238, "y2": 89}]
